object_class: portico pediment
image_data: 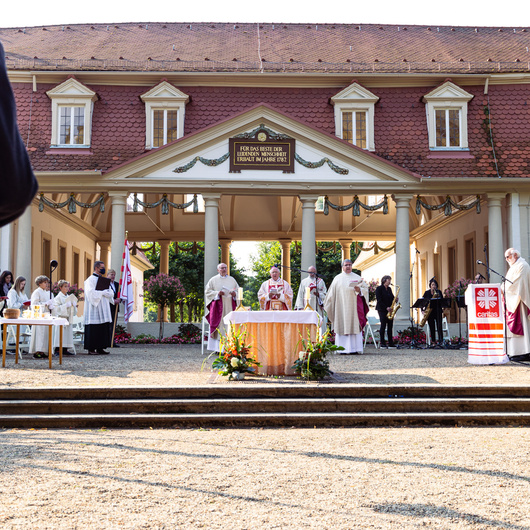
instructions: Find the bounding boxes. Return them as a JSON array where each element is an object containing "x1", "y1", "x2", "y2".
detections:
[{"x1": 102, "y1": 104, "x2": 420, "y2": 194}]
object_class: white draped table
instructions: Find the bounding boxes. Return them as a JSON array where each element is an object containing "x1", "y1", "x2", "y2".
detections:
[
  {"x1": 224, "y1": 310, "x2": 320, "y2": 375},
  {"x1": 1, "y1": 316, "x2": 69, "y2": 369}
]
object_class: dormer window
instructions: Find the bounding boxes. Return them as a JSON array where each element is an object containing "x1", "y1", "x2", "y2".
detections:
[
  {"x1": 423, "y1": 81, "x2": 473, "y2": 150},
  {"x1": 331, "y1": 82, "x2": 379, "y2": 151},
  {"x1": 140, "y1": 81, "x2": 189, "y2": 149},
  {"x1": 46, "y1": 78, "x2": 97, "y2": 148}
]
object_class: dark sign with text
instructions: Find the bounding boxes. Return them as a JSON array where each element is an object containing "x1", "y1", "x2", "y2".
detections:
[{"x1": 229, "y1": 132, "x2": 295, "y2": 173}]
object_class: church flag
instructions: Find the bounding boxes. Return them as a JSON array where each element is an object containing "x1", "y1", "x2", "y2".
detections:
[{"x1": 119, "y1": 239, "x2": 134, "y2": 322}]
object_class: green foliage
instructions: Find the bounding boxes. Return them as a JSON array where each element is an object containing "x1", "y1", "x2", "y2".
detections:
[{"x1": 292, "y1": 330, "x2": 341, "y2": 380}]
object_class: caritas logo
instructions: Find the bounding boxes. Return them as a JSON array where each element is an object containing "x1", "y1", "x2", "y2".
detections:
[{"x1": 475, "y1": 286, "x2": 500, "y2": 318}]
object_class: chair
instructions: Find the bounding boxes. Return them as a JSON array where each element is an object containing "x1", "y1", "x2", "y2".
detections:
[
  {"x1": 201, "y1": 316, "x2": 210, "y2": 355},
  {"x1": 364, "y1": 315, "x2": 379, "y2": 349},
  {"x1": 425, "y1": 316, "x2": 450, "y2": 345},
  {"x1": 72, "y1": 315, "x2": 85, "y2": 347}
]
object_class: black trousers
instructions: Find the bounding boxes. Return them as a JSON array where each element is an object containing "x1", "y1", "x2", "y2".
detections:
[
  {"x1": 84, "y1": 323, "x2": 112, "y2": 351},
  {"x1": 378, "y1": 310, "x2": 394, "y2": 345},
  {"x1": 427, "y1": 311, "x2": 444, "y2": 343}
]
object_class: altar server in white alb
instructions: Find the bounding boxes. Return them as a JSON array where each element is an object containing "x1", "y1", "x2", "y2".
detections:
[
  {"x1": 52, "y1": 279, "x2": 78, "y2": 355},
  {"x1": 84, "y1": 261, "x2": 114, "y2": 355},
  {"x1": 204, "y1": 263, "x2": 239, "y2": 352},
  {"x1": 295, "y1": 265, "x2": 327, "y2": 332},
  {"x1": 258, "y1": 266, "x2": 293, "y2": 310},
  {"x1": 503, "y1": 248, "x2": 530, "y2": 362},
  {"x1": 29, "y1": 275, "x2": 55, "y2": 359},
  {"x1": 324, "y1": 259, "x2": 369, "y2": 354}
]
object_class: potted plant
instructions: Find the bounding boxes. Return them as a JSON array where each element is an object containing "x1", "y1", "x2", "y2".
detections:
[
  {"x1": 143, "y1": 273, "x2": 186, "y2": 340},
  {"x1": 211, "y1": 324, "x2": 260, "y2": 380},
  {"x1": 292, "y1": 330, "x2": 343, "y2": 380},
  {"x1": 444, "y1": 278, "x2": 473, "y2": 308}
]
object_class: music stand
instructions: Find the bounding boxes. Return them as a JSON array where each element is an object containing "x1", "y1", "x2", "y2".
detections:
[
  {"x1": 410, "y1": 297, "x2": 429, "y2": 349},
  {"x1": 455, "y1": 296, "x2": 467, "y2": 349},
  {"x1": 428, "y1": 297, "x2": 452, "y2": 348}
]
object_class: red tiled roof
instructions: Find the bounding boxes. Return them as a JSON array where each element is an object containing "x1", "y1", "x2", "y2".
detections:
[
  {"x1": 2, "y1": 22, "x2": 530, "y2": 73},
  {"x1": 14, "y1": 80, "x2": 530, "y2": 179}
]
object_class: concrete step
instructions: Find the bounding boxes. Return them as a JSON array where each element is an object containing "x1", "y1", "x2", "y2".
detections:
[
  {"x1": 2, "y1": 386, "x2": 530, "y2": 427},
  {"x1": 1, "y1": 412, "x2": 529, "y2": 428},
  {"x1": 2, "y1": 397, "x2": 530, "y2": 415}
]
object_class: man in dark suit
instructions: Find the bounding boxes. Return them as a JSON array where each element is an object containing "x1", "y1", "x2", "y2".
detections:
[
  {"x1": 107, "y1": 269, "x2": 122, "y2": 348},
  {"x1": 375, "y1": 275, "x2": 397, "y2": 348}
]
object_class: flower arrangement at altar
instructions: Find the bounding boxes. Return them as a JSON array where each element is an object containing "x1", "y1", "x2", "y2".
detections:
[
  {"x1": 292, "y1": 330, "x2": 343, "y2": 380},
  {"x1": 143, "y1": 273, "x2": 186, "y2": 340},
  {"x1": 211, "y1": 324, "x2": 260, "y2": 380},
  {"x1": 444, "y1": 278, "x2": 473, "y2": 299},
  {"x1": 51, "y1": 282, "x2": 84, "y2": 301}
]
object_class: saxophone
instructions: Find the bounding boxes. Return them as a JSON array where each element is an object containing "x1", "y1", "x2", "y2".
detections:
[
  {"x1": 387, "y1": 285, "x2": 401, "y2": 320},
  {"x1": 420, "y1": 291, "x2": 440, "y2": 327}
]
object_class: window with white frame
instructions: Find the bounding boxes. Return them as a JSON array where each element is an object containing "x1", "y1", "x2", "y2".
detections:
[
  {"x1": 331, "y1": 82, "x2": 379, "y2": 151},
  {"x1": 127, "y1": 193, "x2": 144, "y2": 212},
  {"x1": 46, "y1": 78, "x2": 97, "y2": 148},
  {"x1": 342, "y1": 111, "x2": 367, "y2": 149},
  {"x1": 315, "y1": 196, "x2": 325, "y2": 212},
  {"x1": 152, "y1": 109, "x2": 179, "y2": 147},
  {"x1": 140, "y1": 81, "x2": 189, "y2": 149},
  {"x1": 366, "y1": 195, "x2": 384, "y2": 207},
  {"x1": 423, "y1": 81, "x2": 473, "y2": 150}
]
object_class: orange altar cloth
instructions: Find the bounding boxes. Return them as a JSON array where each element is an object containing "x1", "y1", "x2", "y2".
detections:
[{"x1": 224, "y1": 311, "x2": 320, "y2": 375}]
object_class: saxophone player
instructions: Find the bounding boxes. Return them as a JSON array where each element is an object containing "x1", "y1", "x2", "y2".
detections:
[
  {"x1": 423, "y1": 278, "x2": 444, "y2": 345},
  {"x1": 375, "y1": 275, "x2": 397, "y2": 348}
]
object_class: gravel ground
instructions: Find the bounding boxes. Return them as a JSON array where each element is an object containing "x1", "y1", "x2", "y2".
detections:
[
  {"x1": 0, "y1": 427, "x2": 529, "y2": 529},
  {"x1": 1, "y1": 343, "x2": 529, "y2": 387},
  {"x1": 1, "y1": 345, "x2": 529, "y2": 529}
]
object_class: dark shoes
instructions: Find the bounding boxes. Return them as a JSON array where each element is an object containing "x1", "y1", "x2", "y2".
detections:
[
  {"x1": 33, "y1": 352, "x2": 46, "y2": 359},
  {"x1": 88, "y1": 349, "x2": 110, "y2": 355},
  {"x1": 510, "y1": 353, "x2": 530, "y2": 362}
]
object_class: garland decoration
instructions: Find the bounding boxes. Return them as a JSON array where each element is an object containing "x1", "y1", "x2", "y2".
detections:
[
  {"x1": 173, "y1": 153, "x2": 230, "y2": 173},
  {"x1": 38, "y1": 193, "x2": 105, "y2": 213},
  {"x1": 234, "y1": 124, "x2": 292, "y2": 140},
  {"x1": 353, "y1": 241, "x2": 395, "y2": 253},
  {"x1": 133, "y1": 193, "x2": 198, "y2": 215},
  {"x1": 415, "y1": 195, "x2": 481, "y2": 216},
  {"x1": 295, "y1": 154, "x2": 349, "y2": 175},
  {"x1": 323, "y1": 195, "x2": 388, "y2": 216}
]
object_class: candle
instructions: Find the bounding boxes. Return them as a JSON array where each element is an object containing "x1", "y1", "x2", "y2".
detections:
[
  {"x1": 305, "y1": 286, "x2": 311, "y2": 300},
  {"x1": 238, "y1": 287, "x2": 243, "y2": 301}
]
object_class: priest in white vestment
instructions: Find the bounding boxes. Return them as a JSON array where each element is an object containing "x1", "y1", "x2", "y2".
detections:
[
  {"x1": 294, "y1": 265, "x2": 327, "y2": 333},
  {"x1": 84, "y1": 261, "x2": 114, "y2": 355},
  {"x1": 324, "y1": 259, "x2": 369, "y2": 354},
  {"x1": 258, "y1": 266, "x2": 293, "y2": 310},
  {"x1": 503, "y1": 248, "x2": 530, "y2": 362},
  {"x1": 204, "y1": 263, "x2": 239, "y2": 352},
  {"x1": 29, "y1": 275, "x2": 55, "y2": 358}
]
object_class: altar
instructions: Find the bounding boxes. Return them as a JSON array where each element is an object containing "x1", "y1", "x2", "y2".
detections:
[{"x1": 224, "y1": 311, "x2": 320, "y2": 375}]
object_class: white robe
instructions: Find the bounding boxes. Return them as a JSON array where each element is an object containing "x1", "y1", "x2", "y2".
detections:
[
  {"x1": 258, "y1": 278, "x2": 293, "y2": 310},
  {"x1": 6, "y1": 288, "x2": 29, "y2": 345},
  {"x1": 324, "y1": 272, "x2": 368, "y2": 353},
  {"x1": 52, "y1": 292, "x2": 78, "y2": 350},
  {"x1": 504, "y1": 257, "x2": 530, "y2": 356},
  {"x1": 84, "y1": 274, "x2": 114, "y2": 325},
  {"x1": 204, "y1": 273, "x2": 239, "y2": 351},
  {"x1": 295, "y1": 276, "x2": 327, "y2": 333},
  {"x1": 29, "y1": 287, "x2": 54, "y2": 354}
]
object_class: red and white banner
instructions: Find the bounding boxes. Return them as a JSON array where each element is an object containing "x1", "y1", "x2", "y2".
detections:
[
  {"x1": 119, "y1": 239, "x2": 134, "y2": 322},
  {"x1": 465, "y1": 283, "x2": 508, "y2": 364}
]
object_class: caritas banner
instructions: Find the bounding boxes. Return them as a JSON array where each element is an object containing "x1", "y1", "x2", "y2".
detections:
[{"x1": 465, "y1": 283, "x2": 509, "y2": 365}]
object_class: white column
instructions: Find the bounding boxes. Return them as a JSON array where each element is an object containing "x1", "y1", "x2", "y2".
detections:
[
  {"x1": 339, "y1": 239, "x2": 352, "y2": 261},
  {"x1": 220, "y1": 239, "x2": 232, "y2": 275},
  {"x1": 109, "y1": 193, "x2": 127, "y2": 276},
  {"x1": 487, "y1": 193, "x2": 506, "y2": 277},
  {"x1": 203, "y1": 193, "x2": 221, "y2": 286},
  {"x1": 279, "y1": 239, "x2": 292, "y2": 284},
  {"x1": 15, "y1": 206, "x2": 32, "y2": 284},
  {"x1": 299, "y1": 195, "x2": 318, "y2": 279},
  {"x1": 0, "y1": 223, "x2": 13, "y2": 272},
  {"x1": 393, "y1": 194, "x2": 413, "y2": 324},
  {"x1": 507, "y1": 193, "x2": 522, "y2": 256}
]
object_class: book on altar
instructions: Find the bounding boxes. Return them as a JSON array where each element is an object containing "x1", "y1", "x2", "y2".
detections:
[
  {"x1": 65, "y1": 293, "x2": 78, "y2": 306},
  {"x1": 95, "y1": 276, "x2": 112, "y2": 291}
]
